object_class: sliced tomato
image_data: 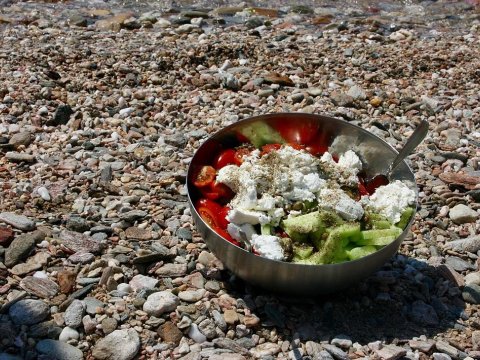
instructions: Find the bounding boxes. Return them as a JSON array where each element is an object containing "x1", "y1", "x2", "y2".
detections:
[
  {"x1": 234, "y1": 147, "x2": 251, "y2": 165},
  {"x1": 193, "y1": 165, "x2": 216, "y2": 188},
  {"x1": 260, "y1": 143, "x2": 282, "y2": 156},
  {"x1": 213, "y1": 227, "x2": 240, "y2": 246},
  {"x1": 358, "y1": 182, "x2": 369, "y2": 197},
  {"x1": 274, "y1": 121, "x2": 320, "y2": 144},
  {"x1": 202, "y1": 182, "x2": 234, "y2": 204},
  {"x1": 196, "y1": 199, "x2": 230, "y2": 229},
  {"x1": 213, "y1": 149, "x2": 236, "y2": 169},
  {"x1": 365, "y1": 175, "x2": 389, "y2": 195}
]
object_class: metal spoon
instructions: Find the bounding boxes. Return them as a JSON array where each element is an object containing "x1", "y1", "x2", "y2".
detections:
[{"x1": 366, "y1": 120, "x2": 429, "y2": 190}]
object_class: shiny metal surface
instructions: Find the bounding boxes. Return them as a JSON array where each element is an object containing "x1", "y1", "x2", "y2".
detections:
[{"x1": 187, "y1": 113, "x2": 418, "y2": 295}]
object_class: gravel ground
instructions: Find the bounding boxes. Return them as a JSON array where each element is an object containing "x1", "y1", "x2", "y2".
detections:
[{"x1": 0, "y1": 3, "x2": 480, "y2": 360}]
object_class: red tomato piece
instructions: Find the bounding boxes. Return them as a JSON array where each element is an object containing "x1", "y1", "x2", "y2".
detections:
[
  {"x1": 196, "y1": 199, "x2": 229, "y2": 229},
  {"x1": 365, "y1": 175, "x2": 389, "y2": 195},
  {"x1": 213, "y1": 149, "x2": 236, "y2": 169},
  {"x1": 358, "y1": 182, "x2": 369, "y2": 196},
  {"x1": 260, "y1": 143, "x2": 282, "y2": 156},
  {"x1": 274, "y1": 121, "x2": 320, "y2": 144},
  {"x1": 305, "y1": 144, "x2": 328, "y2": 156},
  {"x1": 202, "y1": 182, "x2": 234, "y2": 203},
  {"x1": 193, "y1": 166, "x2": 216, "y2": 188},
  {"x1": 234, "y1": 148, "x2": 251, "y2": 165},
  {"x1": 213, "y1": 227, "x2": 241, "y2": 246}
]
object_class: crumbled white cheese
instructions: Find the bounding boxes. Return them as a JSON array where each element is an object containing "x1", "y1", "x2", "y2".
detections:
[
  {"x1": 367, "y1": 180, "x2": 416, "y2": 223},
  {"x1": 338, "y1": 150, "x2": 362, "y2": 172},
  {"x1": 227, "y1": 208, "x2": 270, "y2": 225},
  {"x1": 250, "y1": 234, "x2": 285, "y2": 261},
  {"x1": 317, "y1": 188, "x2": 364, "y2": 221},
  {"x1": 227, "y1": 223, "x2": 256, "y2": 242}
]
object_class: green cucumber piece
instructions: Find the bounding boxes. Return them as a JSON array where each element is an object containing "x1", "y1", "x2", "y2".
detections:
[
  {"x1": 293, "y1": 244, "x2": 314, "y2": 261},
  {"x1": 347, "y1": 246, "x2": 377, "y2": 260},
  {"x1": 238, "y1": 122, "x2": 285, "y2": 148},
  {"x1": 261, "y1": 224, "x2": 272, "y2": 236},
  {"x1": 356, "y1": 227, "x2": 402, "y2": 246},
  {"x1": 315, "y1": 223, "x2": 361, "y2": 264},
  {"x1": 371, "y1": 220, "x2": 392, "y2": 229},
  {"x1": 396, "y1": 206, "x2": 415, "y2": 229}
]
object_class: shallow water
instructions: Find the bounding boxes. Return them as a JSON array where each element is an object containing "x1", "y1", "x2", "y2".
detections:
[{"x1": 1, "y1": 0, "x2": 479, "y2": 36}]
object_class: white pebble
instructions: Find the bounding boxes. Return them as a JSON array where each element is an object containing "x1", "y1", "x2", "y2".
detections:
[
  {"x1": 188, "y1": 323, "x2": 207, "y2": 343},
  {"x1": 37, "y1": 186, "x2": 51, "y2": 201},
  {"x1": 33, "y1": 271, "x2": 48, "y2": 279},
  {"x1": 59, "y1": 326, "x2": 80, "y2": 342}
]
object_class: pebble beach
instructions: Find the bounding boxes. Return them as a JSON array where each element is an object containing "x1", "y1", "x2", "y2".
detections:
[{"x1": 1, "y1": 1, "x2": 480, "y2": 359}]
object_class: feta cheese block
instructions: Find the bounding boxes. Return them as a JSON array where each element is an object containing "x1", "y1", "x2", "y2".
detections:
[
  {"x1": 317, "y1": 188, "x2": 364, "y2": 221},
  {"x1": 227, "y1": 208, "x2": 270, "y2": 225},
  {"x1": 367, "y1": 180, "x2": 416, "y2": 223},
  {"x1": 227, "y1": 223, "x2": 256, "y2": 242},
  {"x1": 250, "y1": 234, "x2": 285, "y2": 261}
]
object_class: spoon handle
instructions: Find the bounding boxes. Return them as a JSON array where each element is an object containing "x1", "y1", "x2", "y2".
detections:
[{"x1": 387, "y1": 120, "x2": 429, "y2": 176}]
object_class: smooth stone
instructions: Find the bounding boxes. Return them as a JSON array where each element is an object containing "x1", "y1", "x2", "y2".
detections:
[
  {"x1": 125, "y1": 226, "x2": 152, "y2": 240},
  {"x1": 250, "y1": 342, "x2": 281, "y2": 357},
  {"x1": 66, "y1": 217, "x2": 90, "y2": 233},
  {"x1": 129, "y1": 274, "x2": 159, "y2": 292},
  {"x1": 465, "y1": 272, "x2": 480, "y2": 286},
  {"x1": 0, "y1": 212, "x2": 36, "y2": 231},
  {"x1": 36, "y1": 339, "x2": 83, "y2": 360},
  {"x1": 331, "y1": 334, "x2": 353, "y2": 349},
  {"x1": 101, "y1": 317, "x2": 118, "y2": 335},
  {"x1": 444, "y1": 236, "x2": 480, "y2": 253},
  {"x1": 463, "y1": 284, "x2": 480, "y2": 304},
  {"x1": 117, "y1": 283, "x2": 132, "y2": 293},
  {"x1": 0, "y1": 226, "x2": 14, "y2": 246},
  {"x1": 157, "y1": 321, "x2": 183, "y2": 345},
  {"x1": 322, "y1": 344, "x2": 349, "y2": 360},
  {"x1": 347, "y1": 85, "x2": 366, "y2": 100},
  {"x1": 188, "y1": 323, "x2": 207, "y2": 343},
  {"x1": 9, "y1": 299, "x2": 49, "y2": 325},
  {"x1": 8, "y1": 131, "x2": 31, "y2": 148},
  {"x1": 198, "y1": 318, "x2": 216, "y2": 339},
  {"x1": 178, "y1": 289, "x2": 206, "y2": 302},
  {"x1": 68, "y1": 251, "x2": 95, "y2": 264},
  {"x1": 20, "y1": 276, "x2": 59, "y2": 298},
  {"x1": 155, "y1": 263, "x2": 188, "y2": 277},
  {"x1": 64, "y1": 299, "x2": 86, "y2": 328},
  {"x1": 143, "y1": 291, "x2": 180, "y2": 316},
  {"x1": 409, "y1": 339, "x2": 435, "y2": 353},
  {"x1": 0, "y1": 354, "x2": 22, "y2": 360},
  {"x1": 37, "y1": 187, "x2": 51, "y2": 201},
  {"x1": 435, "y1": 340, "x2": 459, "y2": 358},
  {"x1": 92, "y1": 329, "x2": 140, "y2": 360},
  {"x1": 433, "y1": 354, "x2": 452, "y2": 360},
  {"x1": 59, "y1": 326, "x2": 80, "y2": 342},
  {"x1": 59, "y1": 230, "x2": 102, "y2": 254},
  {"x1": 374, "y1": 344, "x2": 407, "y2": 360},
  {"x1": 119, "y1": 210, "x2": 147, "y2": 222},
  {"x1": 410, "y1": 300, "x2": 439, "y2": 325},
  {"x1": 29, "y1": 320, "x2": 62, "y2": 339},
  {"x1": 11, "y1": 251, "x2": 50, "y2": 275},
  {"x1": 449, "y1": 204, "x2": 478, "y2": 224},
  {"x1": 4, "y1": 231, "x2": 45, "y2": 267},
  {"x1": 58, "y1": 269, "x2": 77, "y2": 294},
  {"x1": 5, "y1": 152, "x2": 36, "y2": 163},
  {"x1": 445, "y1": 256, "x2": 476, "y2": 272}
]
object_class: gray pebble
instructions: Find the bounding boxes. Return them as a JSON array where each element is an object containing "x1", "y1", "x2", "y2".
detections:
[
  {"x1": 64, "y1": 300, "x2": 85, "y2": 328},
  {"x1": 36, "y1": 339, "x2": 83, "y2": 360},
  {"x1": 9, "y1": 299, "x2": 49, "y2": 325}
]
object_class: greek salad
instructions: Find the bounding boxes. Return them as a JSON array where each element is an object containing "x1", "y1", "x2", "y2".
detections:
[{"x1": 192, "y1": 121, "x2": 415, "y2": 264}]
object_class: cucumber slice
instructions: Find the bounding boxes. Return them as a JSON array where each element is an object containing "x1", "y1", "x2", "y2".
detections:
[
  {"x1": 396, "y1": 206, "x2": 414, "y2": 229},
  {"x1": 371, "y1": 220, "x2": 392, "y2": 229},
  {"x1": 261, "y1": 224, "x2": 272, "y2": 236},
  {"x1": 238, "y1": 122, "x2": 285, "y2": 148},
  {"x1": 356, "y1": 227, "x2": 402, "y2": 246},
  {"x1": 314, "y1": 223, "x2": 361, "y2": 264},
  {"x1": 292, "y1": 244, "x2": 314, "y2": 261},
  {"x1": 347, "y1": 246, "x2": 377, "y2": 260}
]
